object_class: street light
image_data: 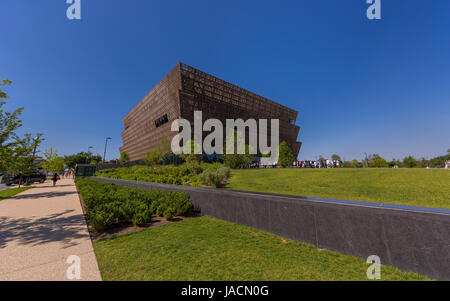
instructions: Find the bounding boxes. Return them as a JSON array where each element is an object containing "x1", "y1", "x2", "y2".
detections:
[
  {"x1": 103, "y1": 137, "x2": 112, "y2": 163},
  {"x1": 88, "y1": 146, "x2": 93, "y2": 154}
]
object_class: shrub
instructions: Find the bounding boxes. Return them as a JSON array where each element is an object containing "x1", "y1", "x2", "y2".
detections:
[
  {"x1": 199, "y1": 165, "x2": 231, "y2": 187},
  {"x1": 75, "y1": 178, "x2": 192, "y2": 231},
  {"x1": 95, "y1": 163, "x2": 230, "y2": 187},
  {"x1": 163, "y1": 207, "x2": 177, "y2": 220},
  {"x1": 278, "y1": 141, "x2": 294, "y2": 167},
  {"x1": 119, "y1": 152, "x2": 130, "y2": 165}
]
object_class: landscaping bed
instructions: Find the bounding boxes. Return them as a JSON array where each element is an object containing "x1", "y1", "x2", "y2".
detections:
[
  {"x1": 95, "y1": 163, "x2": 230, "y2": 188},
  {"x1": 75, "y1": 178, "x2": 193, "y2": 233}
]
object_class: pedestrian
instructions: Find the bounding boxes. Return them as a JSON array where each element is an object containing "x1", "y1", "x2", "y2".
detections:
[{"x1": 52, "y1": 172, "x2": 59, "y2": 187}]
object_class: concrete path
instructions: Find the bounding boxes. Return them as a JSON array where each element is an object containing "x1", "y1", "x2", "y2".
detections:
[{"x1": 0, "y1": 179, "x2": 102, "y2": 281}]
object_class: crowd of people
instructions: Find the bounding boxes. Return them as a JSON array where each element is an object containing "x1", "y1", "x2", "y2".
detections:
[
  {"x1": 293, "y1": 160, "x2": 341, "y2": 168},
  {"x1": 241, "y1": 159, "x2": 342, "y2": 169}
]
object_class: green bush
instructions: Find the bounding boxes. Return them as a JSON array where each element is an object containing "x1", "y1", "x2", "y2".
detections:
[
  {"x1": 75, "y1": 178, "x2": 192, "y2": 231},
  {"x1": 199, "y1": 165, "x2": 231, "y2": 187},
  {"x1": 95, "y1": 163, "x2": 231, "y2": 188}
]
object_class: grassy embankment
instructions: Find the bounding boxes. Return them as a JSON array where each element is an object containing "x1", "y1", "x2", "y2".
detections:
[
  {"x1": 227, "y1": 168, "x2": 450, "y2": 209},
  {"x1": 94, "y1": 216, "x2": 429, "y2": 281}
]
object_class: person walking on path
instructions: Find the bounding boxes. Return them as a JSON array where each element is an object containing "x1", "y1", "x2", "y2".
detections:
[{"x1": 52, "y1": 172, "x2": 59, "y2": 187}]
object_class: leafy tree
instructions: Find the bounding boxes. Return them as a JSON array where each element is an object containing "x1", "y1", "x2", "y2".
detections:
[
  {"x1": 90, "y1": 158, "x2": 102, "y2": 165},
  {"x1": 64, "y1": 152, "x2": 102, "y2": 169},
  {"x1": 403, "y1": 156, "x2": 417, "y2": 168},
  {"x1": 145, "y1": 137, "x2": 177, "y2": 166},
  {"x1": 179, "y1": 139, "x2": 201, "y2": 163},
  {"x1": 12, "y1": 134, "x2": 41, "y2": 187},
  {"x1": 119, "y1": 151, "x2": 130, "y2": 165},
  {"x1": 144, "y1": 150, "x2": 162, "y2": 166},
  {"x1": 428, "y1": 152, "x2": 450, "y2": 167},
  {"x1": 42, "y1": 147, "x2": 64, "y2": 172},
  {"x1": 331, "y1": 154, "x2": 341, "y2": 161},
  {"x1": 372, "y1": 157, "x2": 387, "y2": 168},
  {"x1": 222, "y1": 130, "x2": 253, "y2": 169},
  {"x1": 368, "y1": 154, "x2": 387, "y2": 168},
  {"x1": 278, "y1": 141, "x2": 294, "y2": 167},
  {"x1": 416, "y1": 157, "x2": 429, "y2": 168},
  {"x1": 388, "y1": 159, "x2": 401, "y2": 168},
  {"x1": 351, "y1": 159, "x2": 359, "y2": 168},
  {"x1": 0, "y1": 79, "x2": 24, "y2": 172}
]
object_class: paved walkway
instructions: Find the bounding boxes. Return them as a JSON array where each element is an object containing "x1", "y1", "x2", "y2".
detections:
[{"x1": 0, "y1": 179, "x2": 102, "y2": 281}]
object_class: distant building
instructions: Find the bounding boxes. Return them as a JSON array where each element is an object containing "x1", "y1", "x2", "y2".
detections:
[{"x1": 120, "y1": 63, "x2": 301, "y2": 162}]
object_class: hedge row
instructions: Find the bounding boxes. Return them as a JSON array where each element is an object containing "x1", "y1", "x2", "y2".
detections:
[
  {"x1": 75, "y1": 178, "x2": 192, "y2": 232},
  {"x1": 95, "y1": 163, "x2": 230, "y2": 187}
]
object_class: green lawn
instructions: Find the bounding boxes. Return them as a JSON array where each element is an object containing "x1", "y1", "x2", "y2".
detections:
[
  {"x1": 0, "y1": 187, "x2": 31, "y2": 201},
  {"x1": 93, "y1": 217, "x2": 428, "y2": 281},
  {"x1": 227, "y1": 168, "x2": 450, "y2": 209}
]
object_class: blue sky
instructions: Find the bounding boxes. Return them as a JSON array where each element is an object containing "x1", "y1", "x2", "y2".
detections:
[{"x1": 1, "y1": 0, "x2": 449, "y2": 161}]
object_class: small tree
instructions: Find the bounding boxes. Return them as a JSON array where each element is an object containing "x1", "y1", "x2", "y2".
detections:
[
  {"x1": 369, "y1": 154, "x2": 387, "y2": 168},
  {"x1": 278, "y1": 141, "x2": 294, "y2": 168},
  {"x1": 331, "y1": 154, "x2": 341, "y2": 162},
  {"x1": 119, "y1": 152, "x2": 130, "y2": 165},
  {"x1": 63, "y1": 152, "x2": 101, "y2": 169},
  {"x1": 403, "y1": 156, "x2": 417, "y2": 168},
  {"x1": 372, "y1": 157, "x2": 387, "y2": 168},
  {"x1": 222, "y1": 130, "x2": 253, "y2": 169},
  {"x1": 0, "y1": 79, "x2": 24, "y2": 173},
  {"x1": 42, "y1": 147, "x2": 64, "y2": 173},
  {"x1": 12, "y1": 134, "x2": 40, "y2": 187},
  {"x1": 144, "y1": 150, "x2": 162, "y2": 166}
]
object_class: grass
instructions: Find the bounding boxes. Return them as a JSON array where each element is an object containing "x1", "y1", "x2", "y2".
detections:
[
  {"x1": 0, "y1": 187, "x2": 32, "y2": 201},
  {"x1": 93, "y1": 216, "x2": 429, "y2": 281},
  {"x1": 227, "y1": 168, "x2": 450, "y2": 209}
]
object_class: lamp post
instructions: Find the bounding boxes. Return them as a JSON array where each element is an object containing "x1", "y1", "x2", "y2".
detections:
[
  {"x1": 88, "y1": 146, "x2": 93, "y2": 154},
  {"x1": 103, "y1": 137, "x2": 112, "y2": 163}
]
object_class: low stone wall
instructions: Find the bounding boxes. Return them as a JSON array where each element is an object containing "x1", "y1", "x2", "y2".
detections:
[{"x1": 93, "y1": 177, "x2": 450, "y2": 280}]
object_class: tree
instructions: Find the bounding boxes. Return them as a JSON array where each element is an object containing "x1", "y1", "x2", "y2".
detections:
[
  {"x1": 222, "y1": 130, "x2": 253, "y2": 169},
  {"x1": 144, "y1": 137, "x2": 176, "y2": 166},
  {"x1": 368, "y1": 154, "x2": 387, "y2": 168},
  {"x1": 12, "y1": 134, "x2": 41, "y2": 187},
  {"x1": 372, "y1": 157, "x2": 387, "y2": 168},
  {"x1": 278, "y1": 141, "x2": 294, "y2": 168},
  {"x1": 351, "y1": 159, "x2": 359, "y2": 168},
  {"x1": 0, "y1": 79, "x2": 24, "y2": 172},
  {"x1": 388, "y1": 158, "x2": 401, "y2": 168},
  {"x1": 144, "y1": 150, "x2": 162, "y2": 166},
  {"x1": 119, "y1": 152, "x2": 130, "y2": 165},
  {"x1": 42, "y1": 147, "x2": 64, "y2": 172},
  {"x1": 64, "y1": 152, "x2": 102, "y2": 169},
  {"x1": 331, "y1": 154, "x2": 341, "y2": 162},
  {"x1": 403, "y1": 156, "x2": 417, "y2": 168}
]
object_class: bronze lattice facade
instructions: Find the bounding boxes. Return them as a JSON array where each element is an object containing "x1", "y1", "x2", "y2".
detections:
[{"x1": 120, "y1": 63, "x2": 301, "y2": 162}]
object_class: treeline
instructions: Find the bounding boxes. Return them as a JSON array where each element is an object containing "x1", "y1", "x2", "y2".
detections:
[{"x1": 329, "y1": 152, "x2": 450, "y2": 168}]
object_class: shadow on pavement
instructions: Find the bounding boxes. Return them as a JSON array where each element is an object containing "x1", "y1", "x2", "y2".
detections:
[
  {"x1": 0, "y1": 209, "x2": 88, "y2": 249},
  {"x1": 9, "y1": 191, "x2": 77, "y2": 200}
]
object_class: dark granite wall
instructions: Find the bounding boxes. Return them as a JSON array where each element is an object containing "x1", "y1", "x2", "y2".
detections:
[{"x1": 93, "y1": 177, "x2": 450, "y2": 280}]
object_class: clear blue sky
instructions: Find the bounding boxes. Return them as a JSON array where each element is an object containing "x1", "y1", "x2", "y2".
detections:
[{"x1": 1, "y1": 0, "x2": 449, "y2": 161}]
